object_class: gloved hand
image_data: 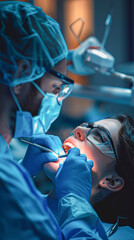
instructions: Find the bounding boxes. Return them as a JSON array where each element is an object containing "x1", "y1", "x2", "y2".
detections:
[
  {"x1": 20, "y1": 134, "x2": 65, "y2": 177},
  {"x1": 55, "y1": 148, "x2": 93, "y2": 202}
]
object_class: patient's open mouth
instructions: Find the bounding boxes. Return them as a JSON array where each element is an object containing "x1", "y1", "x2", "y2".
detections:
[{"x1": 63, "y1": 142, "x2": 75, "y2": 153}]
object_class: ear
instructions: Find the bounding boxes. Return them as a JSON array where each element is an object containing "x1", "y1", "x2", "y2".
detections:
[
  {"x1": 13, "y1": 84, "x2": 23, "y2": 95},
  {"x1": 16, "y1": 59, "x2": 31, "y2": 79},
  {"x1": 13, "y1": 59, "x2": 31, "y2": 95},
  {"x1": 99, "y1": 174, "x2": 124, "y2": 192}
]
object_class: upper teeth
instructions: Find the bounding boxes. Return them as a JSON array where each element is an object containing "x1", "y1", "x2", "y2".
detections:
[
  {"x1": 64, "y1": 142, "x2": 75, "y2": 148},
  {"x1": 63, "y1": 142, "x2": 75, "y2": 153}
]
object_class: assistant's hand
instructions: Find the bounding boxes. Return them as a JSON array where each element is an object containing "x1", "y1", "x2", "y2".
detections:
[
  {"x1": 55, "y1": 148, "x2": 93, "y2": 202},
  {"x1": 20, "y1": 134, "x2": 65, "y2": 177}
]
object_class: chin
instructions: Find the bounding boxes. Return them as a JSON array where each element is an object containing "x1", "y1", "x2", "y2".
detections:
[
  {"x1": 43, "y1": 140, "x2": 76, "y2": 181},
  {"x1": 43, "y1": 158, "x2": 65, "y2": 182}
]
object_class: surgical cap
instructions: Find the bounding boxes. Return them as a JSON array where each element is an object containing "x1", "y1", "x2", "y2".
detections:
[{"x1": 0, "y1": 1, "x2": 68, "y2": 86}]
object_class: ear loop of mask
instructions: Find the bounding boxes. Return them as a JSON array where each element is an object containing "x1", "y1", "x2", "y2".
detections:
[
  {"x1": 9, "y1": 86, "x2": 22, "y2": 111},
  {"x1": 32, "y1": 81, "x2": 46, "y2": 97},
  {"x1": 32, "y1": 81, "x2": 61, "y2": 106},
  {"x1": 31, "y1": 81, "x2": 46, "y2": 134}
]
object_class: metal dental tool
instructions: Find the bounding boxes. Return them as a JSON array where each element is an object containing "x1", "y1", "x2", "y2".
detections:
[{"x1": 21, "y1": 138, "x2": 68, "y2": 158}]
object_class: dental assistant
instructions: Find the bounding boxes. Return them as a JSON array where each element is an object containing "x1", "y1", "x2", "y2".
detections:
[{"x1": 0, "y1": 1, "x2": 108, "y2": 240}]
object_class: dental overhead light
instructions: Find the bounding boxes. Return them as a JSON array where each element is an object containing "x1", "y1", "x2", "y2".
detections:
[
  {"x1": 67, "y1": 12, "x2": 132, "y2": 81},
  {"x1": 67, "y1": 12, "x2": 134, "y2": 106}
]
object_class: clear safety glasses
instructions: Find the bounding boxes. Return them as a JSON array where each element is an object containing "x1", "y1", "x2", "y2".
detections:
[
  {"x1": 49, "y1": 69, "x2": 74, "y2": 103},
  {"x1": 81, "y1": 123, "x2": 118, "y2": 160}
]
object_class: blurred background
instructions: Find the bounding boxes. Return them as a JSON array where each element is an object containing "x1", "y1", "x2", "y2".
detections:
[{"x1": 6, "y1": 0, "x2": 134, "y2": 193}]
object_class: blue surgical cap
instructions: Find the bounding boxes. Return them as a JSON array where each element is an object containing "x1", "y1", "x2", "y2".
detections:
[{"x1": 0, "y1": 1, "x2": 68, "y2": 86}]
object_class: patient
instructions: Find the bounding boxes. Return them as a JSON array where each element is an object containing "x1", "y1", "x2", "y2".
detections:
[{"x1": 44, "y1": 114, "x2": 134, "y2": 229}]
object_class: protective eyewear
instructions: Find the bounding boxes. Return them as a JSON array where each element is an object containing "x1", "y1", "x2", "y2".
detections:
[
  {"x1": 49, "y1": 69, "x2": 74, "y2": 103},
  {"x1": 81, "y1": 123, "x2": 118, "y2": 160}
]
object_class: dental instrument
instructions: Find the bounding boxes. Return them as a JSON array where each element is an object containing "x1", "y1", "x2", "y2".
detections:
[{"x1": 21, "y1": 138, "x2": 68, "y2": 158}]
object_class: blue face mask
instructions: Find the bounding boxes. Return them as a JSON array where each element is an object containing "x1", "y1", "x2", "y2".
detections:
[
  {"x1": 10, "y1": 84, "x2": 62, "y2": 138},
  {"x1": 33, "y1": 92, "x2": 62, "y2": 134},
  {"x1": 14, "y1": 111, "x2": 33, "y2": 138},
  {"x1": 10, "y1": 70, "x2": 74, "y2": 138}
]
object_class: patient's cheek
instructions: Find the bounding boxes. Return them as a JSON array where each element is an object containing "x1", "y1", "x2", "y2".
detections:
[{"x1": 43, "y1": 158, "x2": 65, "y2": 182}]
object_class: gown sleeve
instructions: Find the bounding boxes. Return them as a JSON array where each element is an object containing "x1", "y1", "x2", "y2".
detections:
[
  {"x1": 0, "y1": 152, "x2": 62, "y2": 240},
  {"x1": 58, "y1": 193, "x2": 108, "y2": 240}
]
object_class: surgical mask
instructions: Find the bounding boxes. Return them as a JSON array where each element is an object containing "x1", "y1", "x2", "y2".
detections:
[
  {"x1": 10, "y1": 85, "x2": 62, "y2": 138},
  {"x1": 32, "y1": 70, "x2": 74, "y2": 134},
  {"x1": 10, "y1": 70, "x2": 74, "y2": 138},
  {"x1": 9, "y1": 87, "x2": 34, "y2": 138},
  {"x1": 33, "y1": 92, "x2": 62, "y2": 134},
  {"x1": 14, "y1": 111, "x2": 33, "y2": 138}
]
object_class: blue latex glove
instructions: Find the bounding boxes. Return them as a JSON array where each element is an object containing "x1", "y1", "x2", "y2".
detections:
[
  {"x1": 20, "y1": 134, "x2": 65, "y2": 177},
  {"x1": 55, "y1": 148, "x2": 93, "y2": 202}
]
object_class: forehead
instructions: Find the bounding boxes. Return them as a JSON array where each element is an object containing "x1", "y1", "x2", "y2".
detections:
[{"x1": 94, "y1": 118, "x2": 121, "y2": 145}]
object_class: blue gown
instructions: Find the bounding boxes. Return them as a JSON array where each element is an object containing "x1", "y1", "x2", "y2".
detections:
[{"x1": 0, "y1": 135, "x2": 108, "y2": 239}]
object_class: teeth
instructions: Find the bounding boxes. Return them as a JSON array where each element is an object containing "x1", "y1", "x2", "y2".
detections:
[
  {"x1": 63, "y1": 142, "x2": 75, "y2": 153},
  {"x1": 64, "y1": 142, "x2": 75, "y2": 148}
]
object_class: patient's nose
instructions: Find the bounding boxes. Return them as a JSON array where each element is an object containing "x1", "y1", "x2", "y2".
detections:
[{"x1": 73, "y1": 126, "x2": 87, "y2": 141}]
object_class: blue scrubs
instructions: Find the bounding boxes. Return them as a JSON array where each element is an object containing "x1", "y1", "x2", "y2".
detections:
[{"x1": 0, "y1": 135, "x2": 108, "y2": 239}]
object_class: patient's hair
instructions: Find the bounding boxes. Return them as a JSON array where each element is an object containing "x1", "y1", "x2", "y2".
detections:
[{"x1": 94, "y1": 115, "x2": 134, "y2": 228}]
